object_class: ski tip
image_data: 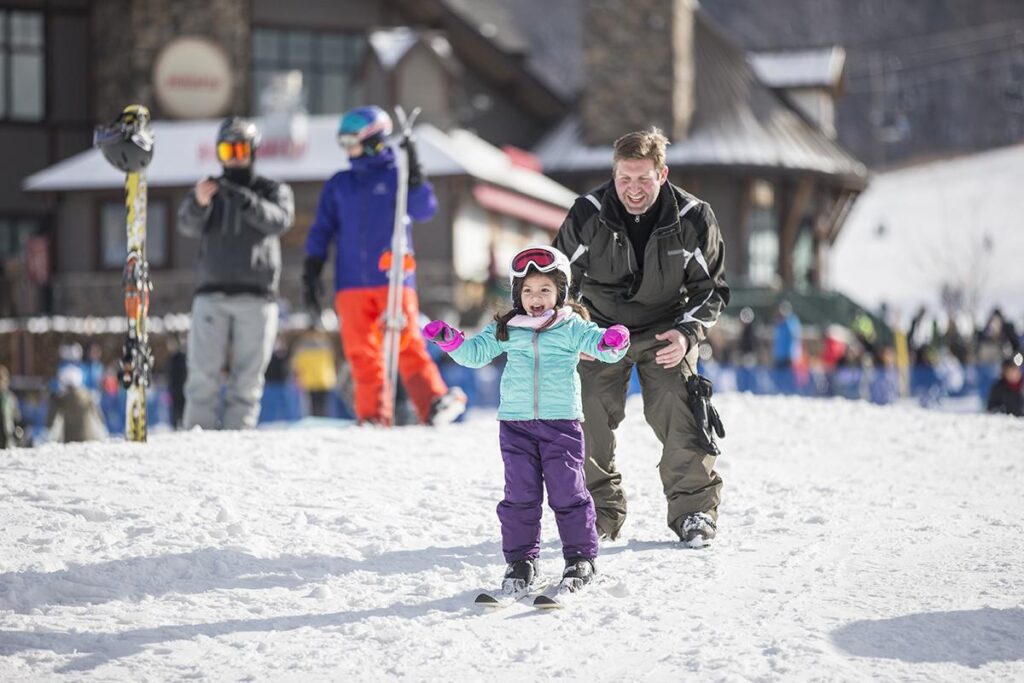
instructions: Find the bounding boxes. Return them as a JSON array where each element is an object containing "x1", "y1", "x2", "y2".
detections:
[{"x1": 532, "y1": 595, "x2": 562, "y2": 609}]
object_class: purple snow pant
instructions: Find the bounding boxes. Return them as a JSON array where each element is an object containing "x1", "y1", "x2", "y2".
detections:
[{"x1": 497, "y1": 419, "x2": 599, "y2": 563}]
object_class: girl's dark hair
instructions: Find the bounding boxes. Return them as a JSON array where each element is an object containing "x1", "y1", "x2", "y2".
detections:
[{"x1": 493, "y1": 268, "x2": 589, "y2": 341}]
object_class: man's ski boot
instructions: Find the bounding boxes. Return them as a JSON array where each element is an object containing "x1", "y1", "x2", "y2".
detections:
[
  {"x1": 675, "y1": 512, "x2": 717, "y2": 547},
  {"x1": 428, "y1": 386, "x2": 467, "y2": 426},
  {"x1": 560, "y1": 557, "x2": 596, "y2": 593},
  {"x1": 502, "y1": 557, "x2": 539, "y2": 594}
]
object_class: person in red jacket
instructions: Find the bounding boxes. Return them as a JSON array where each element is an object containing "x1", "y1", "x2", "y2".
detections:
[{"x1": 302, "y1": 106, "x2": 465, "y2": 426}]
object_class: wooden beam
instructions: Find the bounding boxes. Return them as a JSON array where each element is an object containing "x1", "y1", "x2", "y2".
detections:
[
  {"x1": 778, "y1": 177, "x2": 814, "y2": 288},
  {"x1": 825, "y1": 190, "x2": 857, "y2": 244},
  {"x1": 735, "y1": 177, "x2": 754, "y2": 280}
]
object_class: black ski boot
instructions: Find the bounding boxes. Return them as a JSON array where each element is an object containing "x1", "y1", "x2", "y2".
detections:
[
  {"x1": 561, "y1": 557, "x2": 596, "y2": 592},
  {"x1": 502, "y1": 558, "x2": 539, "y2": 594},
  {"x1": 675, "y1": 512, "x2": 717, "y2": 547}
]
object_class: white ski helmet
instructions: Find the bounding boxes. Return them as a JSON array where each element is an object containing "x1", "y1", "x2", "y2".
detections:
[{"x1": 508, "y1": 245, "x2": 572, "y2": 310}]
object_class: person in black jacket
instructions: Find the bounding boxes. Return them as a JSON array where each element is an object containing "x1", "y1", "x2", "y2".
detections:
[
  {"x1": 177, "y1": 117, "x2": 294, "y2": 429},
  {"x1": 554, "y1": 127, "x2": 730, "y2": 546},
  {"x1": 986, "y1": 354, "x2": 1023, "y2": 417}
]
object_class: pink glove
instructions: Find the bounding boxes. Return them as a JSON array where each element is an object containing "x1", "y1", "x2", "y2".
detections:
[
  {"x1": 599, "y1": 324, "x2": 630, "y2": 351},
  {"x1": 423, "y1": 320, "x2": 464, "y2": 353}
]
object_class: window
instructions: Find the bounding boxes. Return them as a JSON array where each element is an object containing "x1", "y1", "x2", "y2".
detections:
[
  {"x1": 0, "y1": 217, "x2": 38, "y2": 258},
  {"x1": 251, "y1": 28, "x2": 365, "y2": 114},
  {"x1": 792, "y1": 220, "x2": 815, "y2": 289},
  {"x1": 746, "y1": 180, "x2": 779, "y2": 286},
  {"x1": 100, "y1": 200, "x2": 169, "y2": 268},
  {"x1": 0, "y1": 9, "x2": 45, "y2": 121}
]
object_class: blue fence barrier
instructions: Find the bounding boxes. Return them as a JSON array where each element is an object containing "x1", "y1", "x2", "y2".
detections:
[{"x1": 15, "y1": 361, "x2": 1004, "y2": 440}]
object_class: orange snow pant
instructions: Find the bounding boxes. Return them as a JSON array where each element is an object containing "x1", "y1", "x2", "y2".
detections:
[{"x1": 334, "y1": 286, "x2": 448, "y2": 424}]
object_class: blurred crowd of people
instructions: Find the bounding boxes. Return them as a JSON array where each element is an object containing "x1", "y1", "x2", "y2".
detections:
[{"x1": 714, "y1": 302, "x2": 1023, "y2": 415}]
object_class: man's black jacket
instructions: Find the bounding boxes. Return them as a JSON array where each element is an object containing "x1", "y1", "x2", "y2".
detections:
[{"x1": 554, "y1": 180, "x2": 729, "y2": 346}]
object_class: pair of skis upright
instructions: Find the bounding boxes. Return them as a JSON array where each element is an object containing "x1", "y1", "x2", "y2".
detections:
[
  {"x1": 94, "y1": 105, "x2": 154, "y2": 442},
  {"x1": 379, "y1": 106, "x2": 421, "y2": 426}
]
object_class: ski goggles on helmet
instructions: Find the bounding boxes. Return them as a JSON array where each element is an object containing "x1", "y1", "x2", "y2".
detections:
[
  {"x1": 510, "y1": 246, "x2": 562, "y2": 278},
  {"x1": 337, "y1": 131, "x2": 387, "y2": 156},
  {"x1": 336, "y1": 132, "x2": 362, "y2": 149},
  {"x1": 217, "y1": 140, "x2": 253, "y2": 163}
]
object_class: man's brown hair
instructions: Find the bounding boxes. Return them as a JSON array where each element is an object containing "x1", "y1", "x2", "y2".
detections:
[{"x1": 613, "y1": 127, "x2": 669, "y2": 172}]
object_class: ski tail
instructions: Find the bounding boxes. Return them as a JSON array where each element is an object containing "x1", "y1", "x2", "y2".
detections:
[
  {"x1": 474, "y1": 578, "x2": 546, "y2": 608},
  {"x1": 532, "y1": 577, "x2": 589, "y2": 609}
]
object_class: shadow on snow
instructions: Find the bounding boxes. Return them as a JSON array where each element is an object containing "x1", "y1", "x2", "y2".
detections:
[
  {"x1": 0, "y1": 536, "x2": 693, "y2": 671},
  {"x1": 831, "y1": 607, "x2": 1024, "y2": 668},
  {"x1": 0, "y1": 541, "x2": 508, "y2": 614}
]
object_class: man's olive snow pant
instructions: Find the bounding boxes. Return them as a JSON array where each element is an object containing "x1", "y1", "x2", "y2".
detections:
[{"x1": 578, "y1": 332, "x2": 722, "y2": 539}]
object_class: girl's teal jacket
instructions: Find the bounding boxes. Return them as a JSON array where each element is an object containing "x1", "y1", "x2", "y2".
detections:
[{"x1": 448, "y1": 309, "x2": 627, "y2": 421}]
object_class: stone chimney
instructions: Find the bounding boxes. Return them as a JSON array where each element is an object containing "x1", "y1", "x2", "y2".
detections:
[
  {"x1": 581, "y1": 0, "x2": 696, "y2": 146},
  {"x1": 91, "y1": 0, "x2": 249, "y2": 121}
]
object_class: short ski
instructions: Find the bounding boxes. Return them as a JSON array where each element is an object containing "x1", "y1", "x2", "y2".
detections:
[
  {"x1": 474, "y1": 580, "x2": 545, "y2": 608},
  {"x1": 532, "y1": 579, "x2": 588, "y2": 609}
]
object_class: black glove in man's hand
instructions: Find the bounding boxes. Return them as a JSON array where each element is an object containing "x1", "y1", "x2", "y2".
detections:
[
  {"x1": 686, "y1": 373, "x2": 724, "y2": 456},
  {"x1": 402, "y1": 136, "x2": 425, "y2": 187},
  {"x1": 217, "y1": 179, "x2": 258, "y2": 209},
  {"x1": 302, "y1": 256, "x2": 326, "y2": 314}
]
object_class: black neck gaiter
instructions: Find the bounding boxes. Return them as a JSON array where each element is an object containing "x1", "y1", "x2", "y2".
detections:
[
  {"x1": 612, "y1": 190, "x2": 665, "y2": 269},
  {"x1": 223, "y1": 165, "x2": 254, "y2": 186}
]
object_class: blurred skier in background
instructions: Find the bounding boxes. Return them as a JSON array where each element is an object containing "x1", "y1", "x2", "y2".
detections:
[{"x1": 302, "y1": 105, "x2": 465, "y2": 426}]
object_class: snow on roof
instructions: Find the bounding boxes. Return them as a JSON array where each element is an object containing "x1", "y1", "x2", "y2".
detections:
[
  {"x1": 368, "y1": 27, "x2": 420, "y2": 70},
  {"x1": 533, "y1": 19, "x2": 865, "y2": 185},
  {"x1": 418, "y1": 126, "x2": 576, "y2": 208},
  {"x1": 535, "y1": 113, "x2": 867, "y2": 183},
  {"x1": 749, "y1": 47, "x2": 846, "y2": 91},
  {"x1": 831, "y1": 143, "x2": 1024, "y2": 320},
  {"x1": 23, "y1": 115, "x2": 576, "y2": 209}
]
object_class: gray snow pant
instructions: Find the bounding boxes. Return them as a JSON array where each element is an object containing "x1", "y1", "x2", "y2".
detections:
[
  {"x1": 578, "y1": 332, "x2": 723, "y2": 539},
  {"x1": 183, "y1": 293, "x2": 278, "y2": 430}
]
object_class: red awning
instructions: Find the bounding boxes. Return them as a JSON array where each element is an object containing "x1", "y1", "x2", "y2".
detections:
[{"x1": 472, "y1": 184, "x2": 568, "y2": 231}]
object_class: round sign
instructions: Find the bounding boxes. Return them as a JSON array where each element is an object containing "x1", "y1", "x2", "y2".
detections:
[{"x1": 153, "y1": 37, "x2": 234, "y2": 118}]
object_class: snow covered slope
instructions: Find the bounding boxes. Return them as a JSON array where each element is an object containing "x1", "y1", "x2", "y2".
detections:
[
  {"x1": 832, "y1": 143, "x2": 1024, "y2": 319},
  {"x1": 1, "y1": 395, "x2": 1022, "y2": 681}
]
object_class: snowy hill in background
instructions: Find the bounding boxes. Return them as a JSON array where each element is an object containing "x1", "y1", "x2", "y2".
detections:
[
  {"x1": 1, "y1": 395, "x2": 1022, "y2": 681},
  {"x1": 832, "y1": 143, "x2": 1024, "y2": 321}
]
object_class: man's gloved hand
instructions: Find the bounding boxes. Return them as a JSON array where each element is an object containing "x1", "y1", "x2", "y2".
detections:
[
  {"x1": 402, "y1": 136, "x2": 425, "y2": 187},
  {"x1": 423, "y1": 320, "x2": 464, "y2": 353},
  {"x1": 599, "y1": 324, "x2": 630, "y2": 351},
  {"x1": 217, "y1": 178, "x2": 258, "y2": 208},
  {"x1": 686, "y1": 373, "x2": 725, "y2": 456},
  {"x1": 302, "y1": 256, "x2": 325, "y2": 315}
]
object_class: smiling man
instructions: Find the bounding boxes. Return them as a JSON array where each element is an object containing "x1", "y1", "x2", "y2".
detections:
[{"x1": 553, "y1": 127, "x2": 730, "y2": 546}]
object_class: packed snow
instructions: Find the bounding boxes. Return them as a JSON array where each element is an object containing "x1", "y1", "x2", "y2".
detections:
[{"x1": 1, "y1": 394, "x2": 1022, "y2": 681}]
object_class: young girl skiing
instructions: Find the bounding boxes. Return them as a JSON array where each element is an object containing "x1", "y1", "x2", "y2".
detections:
[{"x1": 424, "y1": 245, "x2": 630, "y2": 597}]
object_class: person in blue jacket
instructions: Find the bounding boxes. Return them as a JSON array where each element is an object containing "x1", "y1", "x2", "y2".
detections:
[
  {"x1": 424, "y1": 246, "x2": 631, "y2": 594},
  {"x1": 302, "y1": 105, "x2": 464, "y2": 426}
]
